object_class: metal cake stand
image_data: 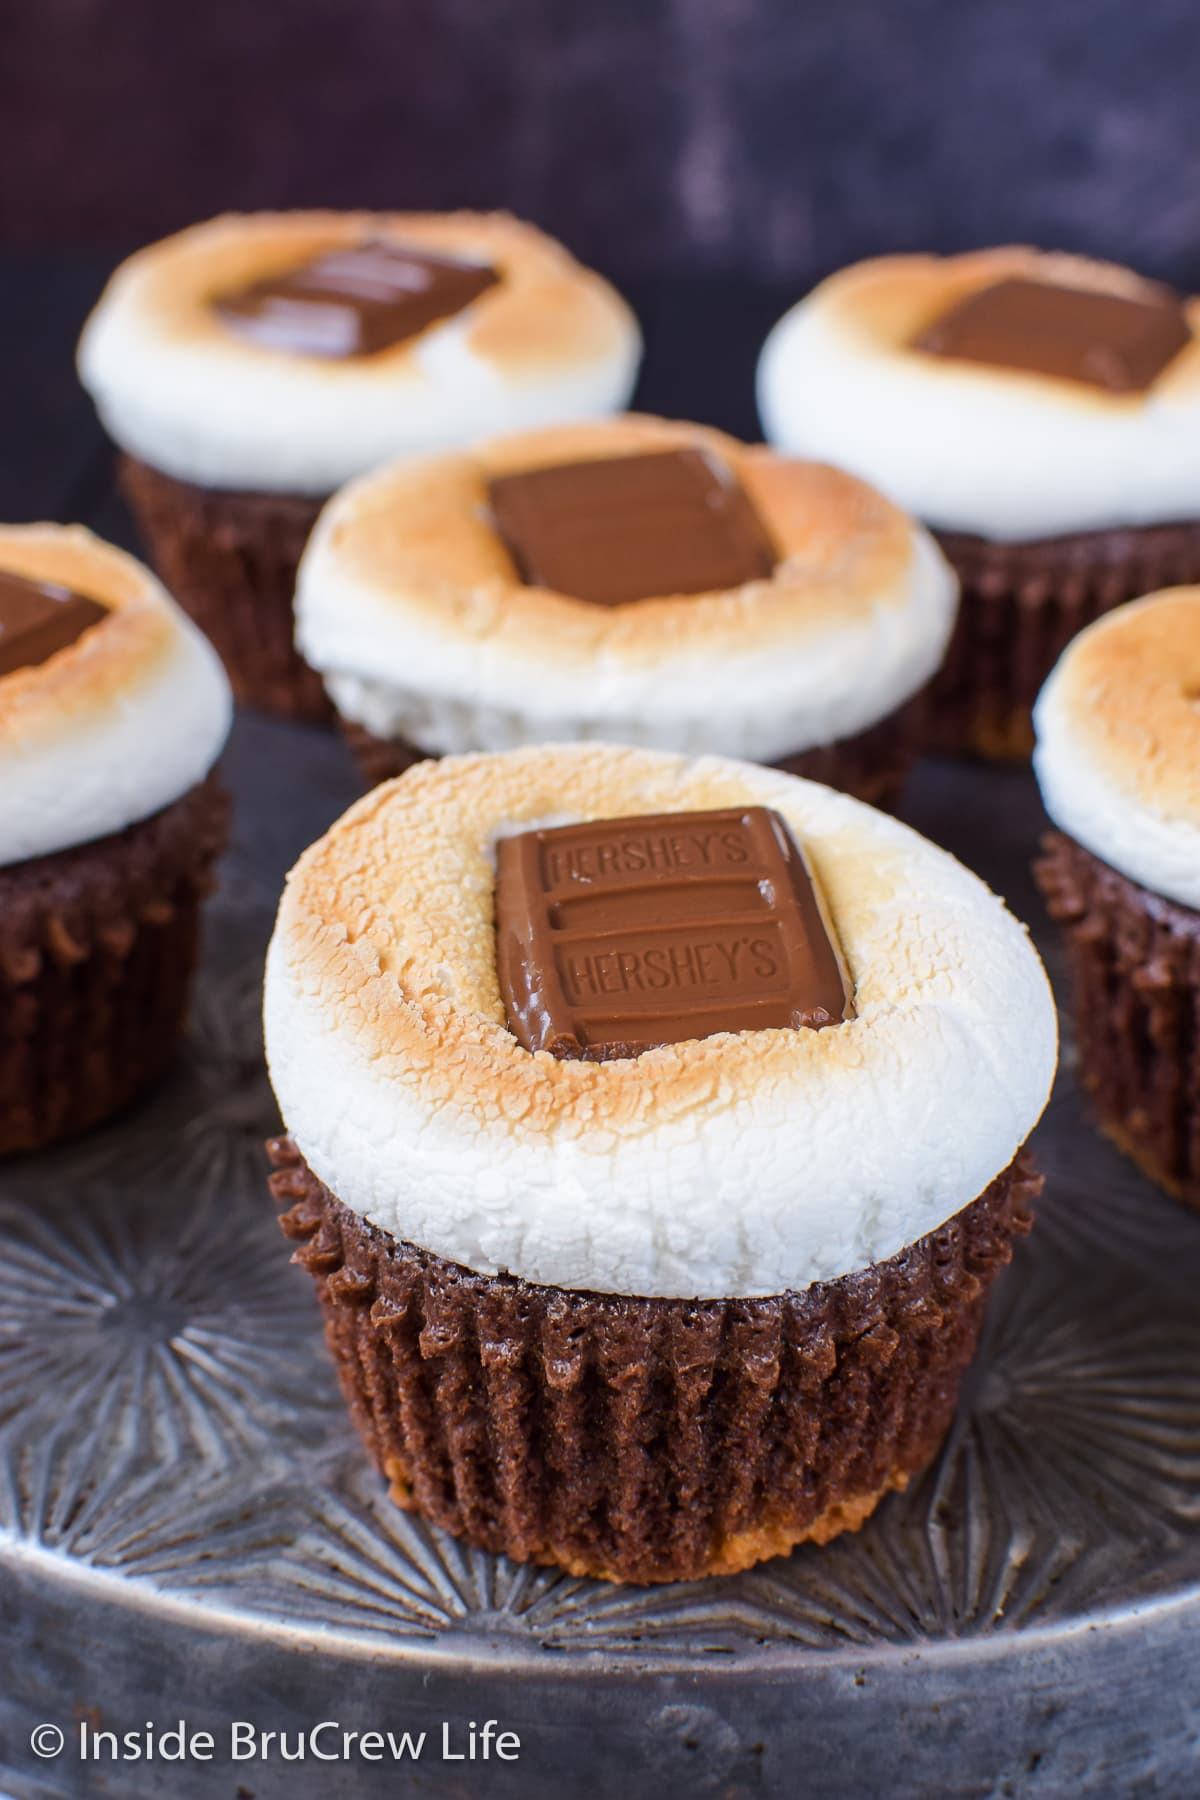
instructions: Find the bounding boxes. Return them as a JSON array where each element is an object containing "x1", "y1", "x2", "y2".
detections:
[{"x1": 1, "y1": 713, "x2": 1198, "y2": 1800}]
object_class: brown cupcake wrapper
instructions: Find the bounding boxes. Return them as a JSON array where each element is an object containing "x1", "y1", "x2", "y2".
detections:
[
  {"x1": 0, "y1": 774, "x2": 230, "y2": 1154},
  {"x1": 339, "y1": 721, "x2": 427, "y2": 790},
  {"x1": 924, "y1": 519, "x2": 1200, "y2": 760},
  {"x1": 269, "y1": 1139, "x2": 1038, "y2": 1583},
  {"x1": 339, "y1": 701, "x2": 916, "y2": 812},
  {"x1": 119, "y1": 454, "x2": 331, "y2": 723},
  {"x1": 1036, "y1": 830, "x2": 1200, "y2": 1207},
  {"x1": 773, "y1": 704, "x2": 915, "y2": 810}
]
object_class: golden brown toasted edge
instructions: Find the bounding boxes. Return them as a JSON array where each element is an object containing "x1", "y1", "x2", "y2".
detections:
[
  {"x1": 1047, "y1": 586, "x2": 1200, "y2": 821},
  {"x1": 96, "y1": 209, "x2": 638, "y2": 375},
  {"x1": 269, "y1": 744, "x2": 965, "y2": 1145},
  {"x1": 314, "y1": 413, "x2": 925, "y2": 664},
  {"x1": 0, "y1": 525, "x2": 177, "y2": 747},
  {"x1": 813, "y1": 247, "x2": 1200, "y2": 407}
]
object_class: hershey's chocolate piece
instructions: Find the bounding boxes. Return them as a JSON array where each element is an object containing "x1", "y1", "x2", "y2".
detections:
[
  {"x1": 214, "y1": 241, "x2": 501, "y2": 358},
  {"x1": 494, "y1": 805, "x2": 851, "y2": 1060},
  {"x1": 914, "y1": 276, "x2": 1191, "y2": 392},
  {"x1": 0, "y1": 567, "x2": 110, "y2": 679},
  {"x1": 487, "y1": 448, "x2": 777, "y2": 605}
]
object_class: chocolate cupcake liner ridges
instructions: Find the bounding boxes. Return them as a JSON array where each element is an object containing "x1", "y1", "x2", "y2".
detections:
[
  {"x1": 1037, "y1": 831, "x2": 1200, "y2": 1208},
  {"x1": 929, "y1": 519, "x2": 1200, "y2": 758},
  {"x1": 270, "y1": 1138, "x2": 1039, "y2": 1584},
  {"x1": 0, "y1": 775, "x2": 229, "y2": 1154},
  {"x1": 120, "y1": 456, "x2": 330, "y2": 723}
]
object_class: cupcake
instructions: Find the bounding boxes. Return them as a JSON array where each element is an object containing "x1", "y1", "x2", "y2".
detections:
[
  {"x1": 295, "y1": 415, "x2": 957, "y2": 809},
  {"x1": 264, "y1": 744, "x2": 1055, "y2": 1583},
  {"x1": 1034, "y1": 588, "x2": 1200, "y2": 1207},
  {"x1": 757, "y1": 248, "x2": 1200, "y2": 758},
  {"x1": 77, "y1": 212, "x2": 642, "y2": 721},
  {"x1": 0, "y1": 525, "x2": 231, "y2": 1153}
]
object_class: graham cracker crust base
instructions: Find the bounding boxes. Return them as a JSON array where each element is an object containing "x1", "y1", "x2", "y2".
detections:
[{"x1": 382, "y1": 1452, "x2": 907, "y2": 1581}]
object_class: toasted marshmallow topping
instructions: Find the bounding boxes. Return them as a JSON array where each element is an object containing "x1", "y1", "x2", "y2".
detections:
[
  {"x1": 296, "y1": 416, "x2": 957, "y2": 762},
  {"x1": 264, "y1": 744, "x2": 1056, "y2": 1299},
  {"x1": 78, "y1": 212, "x2": 641, "y2": 497},
  {"x1": 0, "y1": 525, "x2": 231, "y2": 866},
  {"x1": 758, "y1": 249, "x2": 1200, "y2": 541},
  {"x1": 1034, "y1": 587, "x2": 1200, "y2": 909}
]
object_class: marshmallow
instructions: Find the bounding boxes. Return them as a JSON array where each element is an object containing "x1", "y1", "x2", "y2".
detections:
[
  {"x1": 264, "y1": 743, "x2": 1057, "y2": 1298},
  {"x1": 758, "y1": 249, "x2": 1200, "y2": 540},
  {"x1": 297, "y1": 415, "x2": 958, "y2": 761},
  {"x1": 1034, "y1": 586, "x2": 1200, "y2": 909},
  {"x1": 78, "y1": 211, "x2": 642, "y2": 496},
  {"x1": 0, "y1": 524, "x2": 232, "y2": 866}
]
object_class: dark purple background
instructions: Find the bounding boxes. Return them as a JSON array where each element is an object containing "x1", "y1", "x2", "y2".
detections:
[{"x1": 6, "y1": 0, "x2": 1200, "y2": 286}]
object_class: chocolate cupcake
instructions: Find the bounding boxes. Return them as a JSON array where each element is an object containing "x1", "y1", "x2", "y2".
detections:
[
  {"x1": 264, "y1": 744, "x2": 1055, "y2": 1582},
  {"x1": 0, "y1": 525, "x2": 231, "y2": 1153},
  {"x1": 757, "y1": 249, "x2": 1200, "y2": 758},
  {"x1": 1033, "y1": 588, "x2": 1200, "y2": 1207},
  {"x1": 295, "y1": 415, "x2": 957, "y2": 808},
  {"x1": 77, "y1": 212, "x2": 642, "y2": 720}
]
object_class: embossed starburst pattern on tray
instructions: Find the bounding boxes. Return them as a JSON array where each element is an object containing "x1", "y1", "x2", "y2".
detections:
[{"x1": 2, "y1": 721, "x2": 1199, "y2": 1665}]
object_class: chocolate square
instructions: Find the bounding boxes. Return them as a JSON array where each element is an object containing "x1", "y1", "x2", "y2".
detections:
[
  {"x1": 494, "y1": 806, "x2": 851, "y2": 1060},
  {"x1": 0, "y1": 568, "x2": 109, "y2": 679},
  {"x1": 487, "y1": 449, "x2": 777, "y2": 606},
  {"x1": 914, "y1": 276, "x2": 1191, "y2": 392},
  {"x1": 214, "y1": 241, "x2": 501, "y2": 358}
]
